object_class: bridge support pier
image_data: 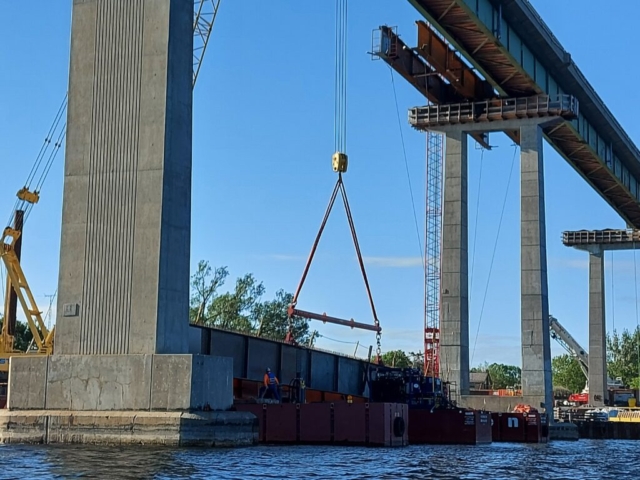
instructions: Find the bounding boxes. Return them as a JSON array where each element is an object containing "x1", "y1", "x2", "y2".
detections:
[
  {"x1": 588, "y1": 249, "x2": 607, "y2": 406},
  {"x1": 520, "y1": 124, "x2": 553, "y2": 412},
  {"x1": 440, "y1": 130, "x2": 470, "y2": 396}
]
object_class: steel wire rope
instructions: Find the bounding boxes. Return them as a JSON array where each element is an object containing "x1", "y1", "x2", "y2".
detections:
[
  {"x1": 318, "y1": 334, "x2": 359, "y2": 345},
  {"x1": 389, "y1": 67, "x2": 424, "y2": 269},
  {"x1": 634, "y1": 246, "x2": 640, "y2": 386},
  {"x1": 610, "y1": 250, "x2": 616, "y2": 365},
  {"x1": 6, "y1": 94, "x2": 68, "y2": 229},
  {"x1": 469, "y1": 148, "x2": 485, "y2": 299},
  {"x1": 470, "y1": 144, "x2": 519, "y2": 364}
]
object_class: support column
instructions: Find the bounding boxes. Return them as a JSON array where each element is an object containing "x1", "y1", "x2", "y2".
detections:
[
  {"x1": 520, "y1": 124, "x2": 553, "y2": 411},
  {"x1": 588, "y1": 250, "x2": 607, "y2": 406},
  {"x1": 440, "y1": 129, "x2": 469, "y2": 396}
]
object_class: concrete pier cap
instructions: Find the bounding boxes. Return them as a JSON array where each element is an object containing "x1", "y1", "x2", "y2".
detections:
[{"x1": 1, "y1": 0, "x2": 256, "y2": 446}]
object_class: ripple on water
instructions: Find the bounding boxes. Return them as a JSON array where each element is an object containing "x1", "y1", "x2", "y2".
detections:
[{"x1": 0, "y1": 440, "x2": 638, "y2": 480}]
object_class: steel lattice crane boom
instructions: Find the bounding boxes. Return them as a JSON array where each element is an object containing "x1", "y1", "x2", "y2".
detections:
[{"x1": 0, "y1": 1, "x2": 222, "y2": 371}]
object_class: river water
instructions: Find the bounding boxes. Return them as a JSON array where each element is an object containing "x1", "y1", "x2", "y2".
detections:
[{"x1": 0, "y1": 440, "x2": 634, "y2": 479}]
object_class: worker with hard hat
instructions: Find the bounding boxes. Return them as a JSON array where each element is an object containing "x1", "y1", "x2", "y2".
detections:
[{"x1": 264, "y1": 367, "x2": 280, "y2": 401}]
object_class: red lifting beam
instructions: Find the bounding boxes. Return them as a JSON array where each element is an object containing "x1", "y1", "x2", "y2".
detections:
[{"x1": 288, "y1": 307, "x2": 382, "y2": 333}]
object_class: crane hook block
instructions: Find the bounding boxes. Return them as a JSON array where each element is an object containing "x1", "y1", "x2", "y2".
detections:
[
  {"x1": 332, "y1": 152, "x2": 348, "y2": 173},
  {"x1": 17, "y1": 187, "x2": 40, "y2": 204}
]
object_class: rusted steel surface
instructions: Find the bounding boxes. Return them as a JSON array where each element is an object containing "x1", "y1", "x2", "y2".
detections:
[{"x1": 415, "y1": 21, "x2": 493, "y2": 100}]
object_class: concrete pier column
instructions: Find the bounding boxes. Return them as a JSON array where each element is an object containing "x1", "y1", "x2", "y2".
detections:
[
  {"x1": 520, "y1": 124, "x2": 553, "y2": 410},
  {"x1": 588, "y1": 250, "x2": 607, "y2": 406},
  {"x1": 440, "y1": 129, "x2": 469, "y2": 396}
]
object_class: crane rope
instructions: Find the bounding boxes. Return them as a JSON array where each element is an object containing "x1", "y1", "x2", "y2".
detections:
[
  {"x1": 471, "y1": 144, "x2": 518, "y2": 364},
  {"x1": 469, "y1": 148, "x2": 485, "y2": 297},
  {"x1": 634, "y1": 246, "x2": 640, "y2": 386},
  {"x1": 610, "y1": 250, "x2": 615, "y2": 332},
  {"x1": 288, "y1": 0, "x2": 382, "y2": 358},
  {"x1": 6, "y1": 94, "x2": 68, "y2": 230},
  {"x1": 389, "y1": 68, "x2": 424, "y2": 269},
  {"x1": 334, "y1": 0, "x2": 347, "y2": 154}
]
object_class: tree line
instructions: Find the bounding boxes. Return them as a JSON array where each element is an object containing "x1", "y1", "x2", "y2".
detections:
[{"x1": 189, "y1": 260, "x2": 317, "y2": 345}]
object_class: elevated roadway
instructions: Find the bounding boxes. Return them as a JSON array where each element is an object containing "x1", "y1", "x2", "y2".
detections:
[{"x1": 407, "y1": 0, "x2": 640, "y2": 227}]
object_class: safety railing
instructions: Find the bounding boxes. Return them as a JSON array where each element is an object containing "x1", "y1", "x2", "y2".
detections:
[
  {"x1": 562, "y1": 229, "x2": 640, "y2": 246},
  {"x1": 408, "y1": 94, "x2": 578, "y2": 128}
]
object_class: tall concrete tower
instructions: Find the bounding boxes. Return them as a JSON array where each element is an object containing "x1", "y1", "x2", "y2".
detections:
[
  {"x1": 2, "y1": 2, "x2": 243, "y2": 444},
  {"x1": 55, "y1": 0, "x2": 193, "y2": 356}
]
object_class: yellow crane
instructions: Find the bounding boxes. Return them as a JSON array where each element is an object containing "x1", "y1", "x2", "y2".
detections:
[{"x1": 0, "y1": 0, "x2": 221, "y2": 375}]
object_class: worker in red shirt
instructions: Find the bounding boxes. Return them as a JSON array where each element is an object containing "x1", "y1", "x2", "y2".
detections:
[{"x1": 264, "y1": 367, "x2": 280, "y2": 401}]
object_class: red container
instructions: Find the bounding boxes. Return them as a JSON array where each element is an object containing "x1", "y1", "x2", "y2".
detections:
[
  {"x1": 299, "y1": 403, "x2": 332, "y2": 443},
  {"x1": 409, "y1": 409, "x2": 491, "y2": 444},
  {"x1": 492, "y1": 412, "x2": 546, "y2": 443},
  {"x1": 334, "y1": 403, "x2": 367, "y2": 444},
  {"x1": 235, "y1": 402, "x2": 408, "y2": 447},
  {"x1": 369, "y1": 403, "x2": 409, "y2": 447}
]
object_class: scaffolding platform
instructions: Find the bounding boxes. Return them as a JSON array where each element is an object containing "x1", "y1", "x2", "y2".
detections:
[
  {"x1": 562, "y1": 229, "x2": 640, "y2": 247},
  {"x1": 408, "y1": 94, "x2": 578, "y2": 130}
]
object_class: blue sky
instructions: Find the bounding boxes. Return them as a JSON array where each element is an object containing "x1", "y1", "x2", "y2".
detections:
[{"x1": 1, "y1": 1, "x2": 640, "y2": 366}]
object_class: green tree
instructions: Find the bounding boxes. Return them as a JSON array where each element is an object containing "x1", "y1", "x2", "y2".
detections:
[
  {"x1": 552, "y1": 354, "x2": 586, "y2": 393},
  {"x1": 0, "y1": 315, "x2": 34, "y2": 352},
  {"x1": 189, "y1": 261, "x2": 229, "y2": 324},
  {"x1": 254, "y1": 290, "x2": 316, "y2": 345},
  {"x1": 189, "y1": 260, "x2": 313, "y2": 342},
  {"x1": 380, "y1": 350, "x2": 412, "y2": 368},
  {"x1": 471, "y1": 361, "x2": 490, "y2": 373},
  {"x1": 486, "y1": 363, "x2": 521, "y2": 389},
  {"x1": 607, "y1": 327, "x2": 640, "y2": 386},
  {"x1": 207, "y1": 273, "x2": 264, "y2": 333}
]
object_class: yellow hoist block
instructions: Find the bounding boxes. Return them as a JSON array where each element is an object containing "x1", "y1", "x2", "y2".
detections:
[
  {"x1": 17, "y1": 187, "x2": 39, "y2": 205},
  {"x1": 332, "y1": 152, "x2": 348, "y2": 173}
]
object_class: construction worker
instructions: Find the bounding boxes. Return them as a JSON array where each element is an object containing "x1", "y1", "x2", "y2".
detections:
[{"x1": 264, "y1": 367, "x2": 280, "y2": 401}]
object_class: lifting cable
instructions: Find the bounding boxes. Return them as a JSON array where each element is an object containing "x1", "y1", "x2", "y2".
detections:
[
  {"x1": 469, "y1": 148, "x2": 485, "y2": 296},
  {"x1": 287, "y1": 0, "x2": 382, "y2": 359},
  {"x1": 470, "y1": 144, "x2": 518, "y2": 364},
  {"x1": 5, "y1": 94, "x2": 68, "y2": 231}
]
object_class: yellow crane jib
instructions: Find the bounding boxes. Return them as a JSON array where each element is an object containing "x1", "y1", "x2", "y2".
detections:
[{"x1": 0, "y1": 227, "x2": 54, "y2": 361}]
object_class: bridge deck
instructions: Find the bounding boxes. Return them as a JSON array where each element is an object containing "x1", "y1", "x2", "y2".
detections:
[{"x1": 408, "y1": 0, "x2": 640, "y2": 227}]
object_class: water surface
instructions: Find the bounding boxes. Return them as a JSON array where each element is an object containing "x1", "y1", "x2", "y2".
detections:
[{"x1": 0, "y1": 440, "x2": 633, "y2": 479}]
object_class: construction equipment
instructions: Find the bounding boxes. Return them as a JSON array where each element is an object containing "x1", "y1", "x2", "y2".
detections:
[
  {"x1": 549, "y1": 315, "x2": 625, "y2": 405},
  {"x1": 286, "y1": 0, "x2": 383, "y2": 358},
  {"x1": 0, "y1": 1, "x2": 222, "y2": 374}
]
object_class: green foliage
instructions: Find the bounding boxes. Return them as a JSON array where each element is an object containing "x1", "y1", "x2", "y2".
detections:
[
  {"x1": 380, "y1": 350, "x2": 412, "y2": 368},
  {"x1": 469, "y1": 362, "x2": 520, "y2": 389},
  {"x1": 607, "y1": 328, "x2": 640, "y2": 386},
  {"x1": 552, "y1": 354, "x2": 586, "y2": 393},
  {"x1": 189, "y1": 260, "x2": 315, "y2": 344},
  {"x1": 489, "y1": 363, "x2": 521, "y2": 389},
  {"x1": 254, "y1": 290, "x2": 312, "y2": 343},
  {"x1": 0, "y1": 315, "x2": 34, "y2": 352},
  {"x1": 471, "y1": 361, "x2": 490, "y2": 373}
]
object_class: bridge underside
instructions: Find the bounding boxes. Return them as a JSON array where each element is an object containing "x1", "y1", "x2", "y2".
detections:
[{"x1": 407, "y1": 0, "x2": 640, "y2": 227}]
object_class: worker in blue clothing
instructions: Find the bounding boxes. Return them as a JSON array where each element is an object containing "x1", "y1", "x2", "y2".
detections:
[{"x1": 263, "y1": 367, "x2": 280, "y2": 401}]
